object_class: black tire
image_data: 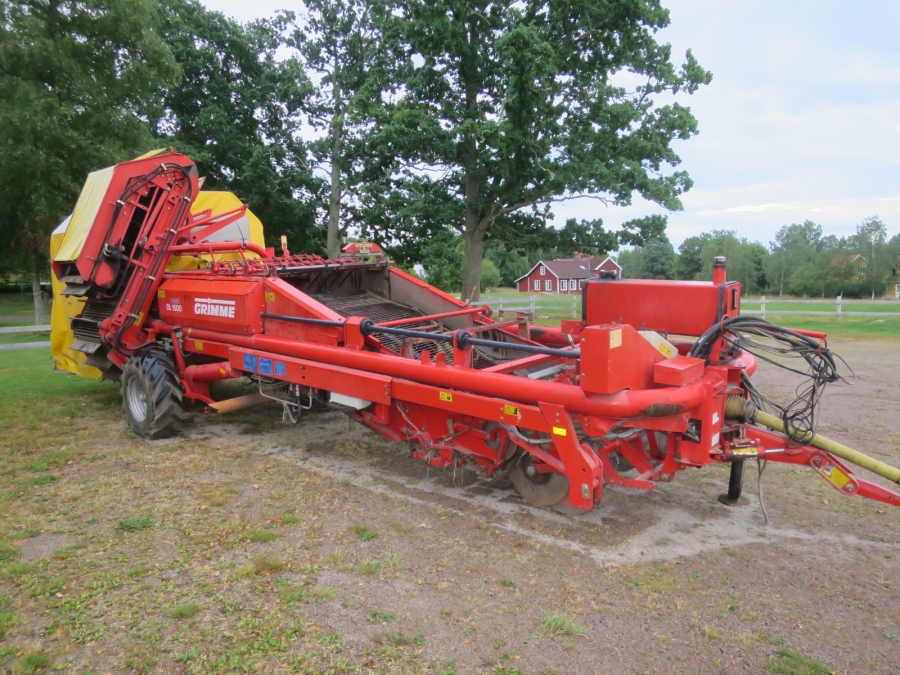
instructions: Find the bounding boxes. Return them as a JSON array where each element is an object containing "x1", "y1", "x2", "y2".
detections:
[{"x1": 121, "y1": 350, "x2": 185, "y2": 439}]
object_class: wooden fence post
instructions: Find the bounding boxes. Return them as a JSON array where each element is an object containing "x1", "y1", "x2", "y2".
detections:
[
  {"x1": 572, "y1": 295, "x2": 577, "y2": 318},
  {"x1": 836, "y1": 295, "x2": 842, "y2": 322},
  {"x1": 529, "y1": 295, "x2": 535, "y2": 321},
  {"x1": 760, "y1": 295, "x2": 766, "y2": 321},
  {"x1": 498, "y1": 299, "x2": 503, "y2": 320}
]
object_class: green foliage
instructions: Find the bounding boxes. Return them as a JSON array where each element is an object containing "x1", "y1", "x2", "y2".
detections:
[
  {"x1": 421, "y1": 229, "x2": 465, "y2": 291},
  {"x1": 533, "y1": 613, "x2": 585, "y2": 639},
  {"x1": 363, "y1": 0, "x2": 710, "y2": 298},
  {"x1": 349, "y1": 524, "x2": 379, "y2": 541},
  {"x1": 480, "y1": 259, "x2": 502, "y2": 291},
  {"x1": 0, "y1": 595, "x2": 14, "y2": 639},
  {"x1": 118, "y1": 516, "x2": 155, "y2": 532},
  {"x1": 763, "y1": 648, "x2": 829, "y2": 675},
  {"x1": 0, "y1": 0, "x2": 179, "y2": 290},
  {"x1": 245, "y1": 529, "x2": 279, "y2": 543},
  {"x1": 154, "y1": 0, "x2": 321, "y2": 252},
  {"x1": 620, "y1": 236, "x2": 676, "y2": 280},
  {"x1": 168, "y1": 603, "x2": 202, "y2": 619},
  {"x1": 288, "y1": 0, "x2": 397, "y2": 257}
]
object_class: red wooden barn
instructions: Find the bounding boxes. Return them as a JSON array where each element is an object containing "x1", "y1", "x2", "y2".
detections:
[{"x1": 515, "y1": 253, "x2": 595, "y2": 294}]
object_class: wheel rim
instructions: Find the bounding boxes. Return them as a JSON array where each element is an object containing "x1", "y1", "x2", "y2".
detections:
[
  {"x1": 509, "y1": 460, "x2": 569, "y2": 506},
  {"x1": 125, "y1": 376, "x2": 148, "y2": 423}
]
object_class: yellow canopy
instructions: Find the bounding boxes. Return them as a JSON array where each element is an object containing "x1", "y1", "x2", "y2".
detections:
[{"x1": 50, "y1": 190, "x2": 266, "y2": 378}]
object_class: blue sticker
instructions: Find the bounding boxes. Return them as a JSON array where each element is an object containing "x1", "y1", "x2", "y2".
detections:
[
  {"x1": 243, "y1": 353, "x2": 257, "y2": 372},
  {"x1": 275, "y1": 361, "x2": 286, "y2": 377},
  {"x1": 259, "y1": 358, "x2": 273, "y2": 375}
]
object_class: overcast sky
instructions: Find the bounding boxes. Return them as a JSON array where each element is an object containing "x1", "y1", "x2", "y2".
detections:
[{"x1": 201, "y1": 0, "x2": 900, "y2": 247}]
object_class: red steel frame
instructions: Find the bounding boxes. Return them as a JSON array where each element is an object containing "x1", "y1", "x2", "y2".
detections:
[{"x1": 61, "y1": 151, "x2": 900, "y2": 512}]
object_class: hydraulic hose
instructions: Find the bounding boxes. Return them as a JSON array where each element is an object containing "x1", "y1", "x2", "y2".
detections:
[{"x1": 726, "y1": 395, "x2": 900, "y2": 486}]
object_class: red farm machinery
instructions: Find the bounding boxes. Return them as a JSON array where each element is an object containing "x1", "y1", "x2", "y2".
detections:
[{"x1": 52, "y1": 150, "x2": 900, "y2": 513}]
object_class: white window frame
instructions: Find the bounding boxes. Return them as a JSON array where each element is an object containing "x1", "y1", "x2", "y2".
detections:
[
  {"x1": 539, "y1": 265, "x2": 546, "y2": 276},
  {"x1": 560, "y1": 279, "x2": 568, "y2": 291},
  {"x1": 533, "y1": 279, "x2": 540, "y2": 291},
  {"x1": 578, "y1": 279, "x2": 584, "y2": 290},
  {"x1": 570, "y1": 279, "x2": 576, "y2": 291},
  {"x1": 545, "y1": 279, "x2": 553, "y2": 291}
]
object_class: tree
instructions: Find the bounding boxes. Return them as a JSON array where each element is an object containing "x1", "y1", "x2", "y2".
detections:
[
  {"x1": 640, "y1": 238, "x2": 677, "y2": 280},
  {"x1": 484, "y1": 242, "x2": 530, "y2": 287},
  {"x1": 480, "y1": 259, "x2": 501, "y2": 291},
  {"x1": 421, "y1": 228, "x2": 464, "y2": 291},
  {"x1": 0, "y1": 0, "x2": 178, "y2": 324},
  {"x1": 676, "y1": 234, "x2": 708, "y2": 280},
  {"x1": 768, "y1": 221, "x2": 822, "y2": 296},
  {"x1": 290, "y1": 0, "x2": 397, "y2": 258},
  {"x1": 154, "y1": 0, "x2": 320, "y2": 252},
  {"x1": 849, "y1": 215, "x2": 888, "y2": 299},
  {"x1": 373, "y1": 0, "x2": 711, "y2": 300}
]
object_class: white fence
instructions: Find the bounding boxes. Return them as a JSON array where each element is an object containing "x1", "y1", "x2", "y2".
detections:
[
  {"x1": 476, "y1": 294, "x2": 900, "y2": 322},
  {"x1": 742, "y1": 296, "x2": 900, "y2": 321}
]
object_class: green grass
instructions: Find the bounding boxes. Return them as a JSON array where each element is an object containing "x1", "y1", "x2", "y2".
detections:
[
  {"x1": 533, "y1": 613, "x2": 585, "y2": 639},
  {"x1": 117, "y1": 516, "x2": 154, "y2": 532},
  {"x1": 763, "y1": 648, "x2": 830, "y2": 675},
  {"x1": 169, "y1": 603, "x2": 203, "y2": 619},
  {"x1": 0, "y1": 292, "x2": 43, "y2": 321},
  {"x1": 12, "y1": 650, "x2": 49, "y2": 675},
  {"x1": 0, "y1": 596, "x2": 15, "y2": 638},
  {"x1": 244, "y1": 528, "x2": 279, "y2": 543},
  {"x1": 367, "y1": 608, "x2": 396, "y2": 623},
  {"x1": 0, "y1": 331, "x2": 50, "y2": 345},
  {"x1": 349, "y1": 524, "x2": 379, "y2": 541}
]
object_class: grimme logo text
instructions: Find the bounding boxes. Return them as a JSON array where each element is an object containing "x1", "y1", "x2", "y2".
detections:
[{"x1": 194, "y1": 298, "x2": 236, "y2": 318}]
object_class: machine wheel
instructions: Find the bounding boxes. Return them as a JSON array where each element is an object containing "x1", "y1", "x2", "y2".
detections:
[
  {"x1": 121, "y1": 350, "x2": 185, "y2": 440},
  {"x1": 509, "y1": 459, "x2": 570, "y2": 507}
]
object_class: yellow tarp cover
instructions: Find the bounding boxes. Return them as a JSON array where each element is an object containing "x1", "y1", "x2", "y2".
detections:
[
  {"x1": 53, "y1": 165, "x2": 115, "y2": 263},
  {"x1": 50, "y1": 190, "x2": 266, "y2": 378}
]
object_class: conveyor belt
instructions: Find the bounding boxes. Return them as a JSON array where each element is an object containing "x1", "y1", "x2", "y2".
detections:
[{"x1": 310, "y1": 290, "x2": 498, "y2": 369}]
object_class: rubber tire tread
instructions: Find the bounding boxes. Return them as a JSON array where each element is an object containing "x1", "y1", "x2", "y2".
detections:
[{"x1": 121, "y1": 350, "x2": 185, "y2": 440}]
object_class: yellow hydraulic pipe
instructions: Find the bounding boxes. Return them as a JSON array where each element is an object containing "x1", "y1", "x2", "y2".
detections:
[{"x1": 751, "y1": 407, "x2": 900, "y2": 486}]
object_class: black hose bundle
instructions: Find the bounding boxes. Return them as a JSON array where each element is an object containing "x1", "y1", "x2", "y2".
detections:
[{"x1": 688, "y1": 316, "x2": 853, "y2": 442}]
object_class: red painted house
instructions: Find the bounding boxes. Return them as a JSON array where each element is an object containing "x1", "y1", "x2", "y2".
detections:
[
  {"x1": 593, "y1": 256, "x2": 623, "y2": 279},
  {"x1": 515, "y1": 253, "x2": 600, "y2": 294}
]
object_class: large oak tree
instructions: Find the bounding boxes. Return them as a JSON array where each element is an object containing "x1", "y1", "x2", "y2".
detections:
[{"x1": 368, "y1": 0, "x2": 711, "y2": 300}]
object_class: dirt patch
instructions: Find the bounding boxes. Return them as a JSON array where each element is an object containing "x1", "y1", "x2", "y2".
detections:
[
  {"x1": 0, "y1": 339, "x2": 898, "y2": 674},
  {"x1": 17, "y1": 533, "x2": 76, "y2": 561}
]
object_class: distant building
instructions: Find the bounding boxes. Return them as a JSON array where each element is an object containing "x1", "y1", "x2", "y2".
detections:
[
  {"x1": 831, "y1": 254, "x2": 867, "y2": 278},
  {"x1": 515, "y1": 252, "x2": 616, "y2": 294}
]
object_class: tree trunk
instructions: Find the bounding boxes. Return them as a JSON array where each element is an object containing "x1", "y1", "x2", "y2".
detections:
[
  {"x1": 326, "y1": 77, "x2": 343, "y2": 260},
  {"x1": 31, "y1": 264, "x2": 46, "y2": 326},
  {"x1": 461, "y1": 226, "x2": 486, "y2": 303}
]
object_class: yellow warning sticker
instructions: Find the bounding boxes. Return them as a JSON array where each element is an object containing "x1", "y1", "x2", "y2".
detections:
[
  {"x1": 818, "y1": 462, "x2": 851, "y2": 490},
  {"x1": 133, "y1": 312, "x2": 144, "y2": 326},
  {"x1": 609, "y1": 328, "x2": 622, "y2": 349},
  {"x1": 194, "y1": 341, "x2": 204, "y2": 351},
  {"x1": 552, "y1": 426, "x2": 567, "y2": 436},
  {"x1": 265, "y1": 291, "x2": 276, "y2": 302},
  {"x1": 439, "y1": 391, "x2": 453, "y2": 402},
  {"x1": 657, "y1": 342, "x2": 675, "y2": 358},
  {"x1": 157, "y1": 290, "x2": 165, "y2": 298},
  {"x1": 503, "y1": 404, "x2": 520, "y2": 416}
]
